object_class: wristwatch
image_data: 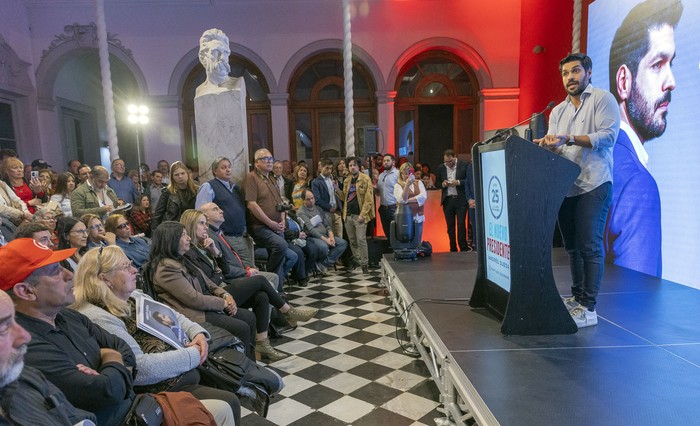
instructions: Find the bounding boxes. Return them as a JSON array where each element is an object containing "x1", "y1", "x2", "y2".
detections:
[{"x1": 566, "y1": 135, "x2": 575, "y2": 146}]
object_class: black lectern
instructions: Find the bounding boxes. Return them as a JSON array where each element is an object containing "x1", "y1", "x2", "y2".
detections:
[{"x1": 469, "y1": 135, "x2": 580, "y2": 335}]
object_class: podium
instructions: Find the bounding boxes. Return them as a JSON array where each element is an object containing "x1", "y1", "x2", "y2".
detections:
[{"x1": 469, "y1": 135, "x2": 580, "y2": 335}]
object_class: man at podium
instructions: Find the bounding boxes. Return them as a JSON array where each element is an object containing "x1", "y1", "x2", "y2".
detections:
[{"x1": 534, "y1": 53, "x2": 620, "y2": 328}]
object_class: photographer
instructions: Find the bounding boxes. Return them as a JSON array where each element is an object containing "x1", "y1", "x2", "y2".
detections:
[{"x1": 244, "y1": 149, "x2": 293, "y2": 287}]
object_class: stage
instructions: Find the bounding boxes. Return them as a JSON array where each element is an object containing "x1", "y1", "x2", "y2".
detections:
[{"x1": 381, "y1": 250, "x2": 700, "y2": 425}]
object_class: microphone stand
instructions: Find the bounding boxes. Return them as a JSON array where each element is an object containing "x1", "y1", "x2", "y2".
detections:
[{"x1": 480, "y1": 101, "x2": 555, "y2": 146}]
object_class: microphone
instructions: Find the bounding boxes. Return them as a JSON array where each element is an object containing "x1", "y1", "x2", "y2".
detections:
[{"x1": 482, "y1": 101, "x2": 555, "y2": 145}]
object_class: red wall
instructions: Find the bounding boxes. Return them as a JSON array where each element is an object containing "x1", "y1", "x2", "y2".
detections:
[{"x1": 518, "y1": 0, "x2": 576, "y2": 121}]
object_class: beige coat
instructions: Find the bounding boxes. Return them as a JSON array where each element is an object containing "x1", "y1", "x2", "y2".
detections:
[
  {"x1": 342, "y1": 172, "x2": 375, "y2": 222},
  {"x1": 153, "y1": 258, "x2": 227, "y2": 323}
]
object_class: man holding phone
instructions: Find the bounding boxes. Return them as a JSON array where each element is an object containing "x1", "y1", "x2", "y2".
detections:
[{"x1": 436, "y1": 149, "x2": 470, "y2": 252}]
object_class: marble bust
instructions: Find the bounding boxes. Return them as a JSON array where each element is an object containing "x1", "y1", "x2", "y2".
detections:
[{"x1": 195, "y1": 28, "x2": 242, "y2": 98}]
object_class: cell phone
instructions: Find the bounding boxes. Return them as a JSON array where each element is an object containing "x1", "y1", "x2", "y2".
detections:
[{"x1": 30, "y1": 171, "x2": 39, "y2": 179}]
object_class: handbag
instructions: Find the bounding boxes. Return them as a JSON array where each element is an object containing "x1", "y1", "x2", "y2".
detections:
[{"x1": 124, "y1": 393, "x2": 163, "y2": 426}]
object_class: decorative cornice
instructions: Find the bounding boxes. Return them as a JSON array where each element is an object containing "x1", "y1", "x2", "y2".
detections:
[
  {"x1": 0, "y1": 34, "x2": 34, "y2": 93},
  {"x1": 41, "y1": 22, "x2": 133, "y2": 59}
]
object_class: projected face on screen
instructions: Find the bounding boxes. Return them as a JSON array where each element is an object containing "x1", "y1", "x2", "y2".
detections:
[{"x1": 590, "y1": 0, "x2": 700, "y2": 287}]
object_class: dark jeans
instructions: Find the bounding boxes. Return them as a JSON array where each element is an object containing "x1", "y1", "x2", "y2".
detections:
[
  {"x1": 224, "y1": 275, "x2": 286, "y2": 333},
  {"x1": 558, "y1": 182, "x2": 612, "y2": 310},
  {"x1": 442, "y1": 196, "x2": 468, "y2": 251},
  {"x1": 252, "y1": 226, "x2": 287, "y2": 285},
  {"x1": 308, "y1": 236, "x2": 348, "y2": 266},
  {"x1": 204, "y1": 310, "x2": 256, "y2": 360},
  {"x1": 378, "y1": 204, "x2": 396, "y2": 237}
]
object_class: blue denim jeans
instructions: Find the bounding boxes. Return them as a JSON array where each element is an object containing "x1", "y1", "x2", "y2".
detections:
[
  {"x1": 557, "y1": 182, "x2": 612, "y2": 310},
  {"x1": 308, "y1": 236, "x2": 348, "y2": 266}
]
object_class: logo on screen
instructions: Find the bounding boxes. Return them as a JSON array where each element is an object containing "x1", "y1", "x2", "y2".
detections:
[{"x1": 488, "y1": 176, "x2": 503, "y2": 219}]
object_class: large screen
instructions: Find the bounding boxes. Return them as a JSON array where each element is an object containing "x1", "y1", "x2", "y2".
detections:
[
  {"x1": 480, "y1": 149, "x2": 511, "y2": 291},
  {"x1": 587, "y1": 0, "x2": 699, "y2": 288}
]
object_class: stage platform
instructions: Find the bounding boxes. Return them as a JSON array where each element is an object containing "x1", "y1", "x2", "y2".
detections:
[{"x1": 381, "y1": 249, "x2": 700, "y2": 425}]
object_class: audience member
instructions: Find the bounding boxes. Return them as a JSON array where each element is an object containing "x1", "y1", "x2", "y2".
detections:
[
  {"x1": 71, "y1": 165, "x2": 119, "y2": 218},
  {"x1": 156, "y1": 160, "x2": 170, "y2": 185},
  {"x1": 144, "y1": 221, "x2": 257, "y2": 360},
  {"x1": 148, "y1": 170, "x2": 165, "y2": 212},
  {"x1": 3, "y1": 156, "x2": 46, "y2": 214},
  {"x1": 151, "y1": 161, "x2": 198, "y2": 230},
  {"x1": 311, "y1": 158, "x2": 343, "y2": 237},
  {"x1": 0, "y1": 172, "x2": 33, "y2": 226},
  {"x1": 5, "y1": 239, "x2": 138, "y2": 426},
  {"x1": 195, "y1": 156, "x2": 251, "y2": 265},
  {"x1": 376, "y1": 154, "x2": 399, "y2": 237},
  {"x1": 81, "y1": 213, "x2": 112, "y2": 248},
  {"x1": 272, "y1": 160, "x2": 289, "y2": 202},
  {"x1": 15, "y1": 221, "x2": 54, "y2": 248},
  {"x1": 297, "y1": 189, "x2": 348, "y2": 275},
  {"x1": 0, "y1": 286, "x2": 97, "y2": 425},
  {"x1": 199, "y1": 202, "x2": 280, "y2": 292},
  {"x1": 50, "y1": 172, "x2": 76, "y2": 217},
  {"x1": 181, "y1": 210, "x2": 316, "y2": 361},
  {"x1": 108, "y1": 159, "x2": 138, "y2": 205},
  {"x1": 130, "y1": 194, "x2": 152, "y2": 237},
  {"x1": 71, "y1": 246, "x2": 238, "y2": 425},
  {"x1": 31, "y1": 208, "x2": 59, "y2": 246},
  {"x1": 244, "y1": 149, "x2": 290, "y2": 286},
  {"x1": 393, "y1": 162, "x2": 427, "y2": 242},
  {"x1": 67, "y1": 159, "x2": 81, "y2": 180},
  {"x1": 342, "y1": 156, "x2": 375, "y2": 274},
  {"x1": 56, "y1": 216, "x2": 88, "y2": 272},
  {"x1": 38, "y1": 169, "x2": 54, "y2": 196},
  {"x1": 105, "y1": 214, "x2": 150, "y2": 269},
  {"x1": 77, "y1": 164, "x2": 92, "y2": 185},
  {"x1": 286, "y1": 163, "x2": 309, "y2": 210},
  {"x1": 436, "y1": 149, "x2": 470, "y2": 252}
]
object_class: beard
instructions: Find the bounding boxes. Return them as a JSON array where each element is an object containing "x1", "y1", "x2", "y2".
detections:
[
  {"x1": 0, "y1": 346, "x2": 26, "y2": 388},
  {"x1": 627, "y1": 82, "x2": 671, "y2": 142}
]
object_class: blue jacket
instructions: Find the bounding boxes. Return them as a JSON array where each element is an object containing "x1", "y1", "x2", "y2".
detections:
[
  {"x1": 604, "y1": 128, "x2": 662, "y2": 277},
  {"x1": 311, "y1": 175, "x2": 341, "y2": 213}
]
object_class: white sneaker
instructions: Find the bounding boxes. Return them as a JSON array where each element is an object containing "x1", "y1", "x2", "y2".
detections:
[
  {"x1": 562, "y1": 295, "x2": 581, "y2": 311},
  {"x1": 570, "y1": 306, "x2": 597, "y2": 328}
]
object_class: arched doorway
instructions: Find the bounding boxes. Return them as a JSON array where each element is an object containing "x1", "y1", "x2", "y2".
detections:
[
  {"x1": 394, "y1": 50, "x2": 480, "y2": 170},
  {"x1": 288, "y1": 52, "x2": 377, "y2": 171},
  {"x1": 181, "y1": 54, "x2": 272, "y2": 167}
]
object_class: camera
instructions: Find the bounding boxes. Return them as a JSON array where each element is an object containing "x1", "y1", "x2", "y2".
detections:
[{"x1": 276, "y1": 202, "x2": 292, "y2": 212}]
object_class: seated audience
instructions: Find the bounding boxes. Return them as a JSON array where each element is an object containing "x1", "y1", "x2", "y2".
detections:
[
  {"x1": 5, "y1": 238, "x2": 138, "y2": 426},
  {"x1": 3, "y1": 157, "x2": 46, "y2": 214},
  {"x1": 72, "y1": 245, "x2": 238, "y2": 425},
  {"x1": 38, "y1": 169, "x2": 54, "y2": 197},
  {"x1": 0, "y1": 175, "x2": 33, "y2": 228},
  {"x1": 50, "y1": 172, "x2": 76, "y2": 217},
  {"x1": 71, "y1": 165, "x2": 119, "y2": 218},
  {"x1": 181, "y1": 209, "x2": 317, "y2": 361},
  {"x1": 0, "y1": 288, "x2": 97, "y2": 425},
  {"x1": 31, "y1": 208, "x2": 59, "y2": 246},
  {"x1": 297, "y1": 189, "x2": 348, "y2": 275},
  {"x1": 56, "y1": 216, "x2": 88, "y2": 272},
  {"x1": 131, "y1": 194, "x2": 153, "y2": 237},
  {"x1": 15, "y1": 221, "x2": 54, "y2": 248},
  {"x1": 82, "y1": 213, "x2": 113, "y2": 248},
  {"x1": 77, "y1": 164, "x2": 91, "y2": 185},
  {"x1": 143, "y1": 221, "x2": 257, "y2": 360},
  {"x1": 105, "y1": 214, "x2": 150, "y2": 269}
]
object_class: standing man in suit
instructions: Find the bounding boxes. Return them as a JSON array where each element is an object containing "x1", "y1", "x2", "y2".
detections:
[
  {"x1": 605, "y1": 0, "x2": 683, "y2": 277},
  {"x1": 436, "y1": 149, "x2": 470, "y2": 252}
]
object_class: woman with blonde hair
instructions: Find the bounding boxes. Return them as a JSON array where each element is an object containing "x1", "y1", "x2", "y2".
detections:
[
  {"x1": 2, "y1": 157, "x2": 46, "y2": 214},
  {"x1": 72, "y1": 245, "x2": 239, "y2": 425},
  {"x1": 151, "y1": 161, "x2": 198, "y2": 230}
]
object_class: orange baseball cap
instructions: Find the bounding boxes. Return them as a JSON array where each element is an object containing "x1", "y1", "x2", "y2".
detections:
[{"x1": 0, "y1": 238, "x2": 76, "y2": 291}]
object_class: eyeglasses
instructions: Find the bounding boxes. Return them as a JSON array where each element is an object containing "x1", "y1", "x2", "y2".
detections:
[
  {"x1": 116, "y1": 222, "x2": 130, "y2": 230},
  {"x1": 256, "y1": 156, "x2": 274, "y2": 162},
  {"x1": 90, "y1": 223, "x2": 104, "y2": 231}
]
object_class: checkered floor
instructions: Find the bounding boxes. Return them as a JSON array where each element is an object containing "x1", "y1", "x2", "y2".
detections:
[{"x1": 241, "y1": 268, "x2": 443, "y2": 425}]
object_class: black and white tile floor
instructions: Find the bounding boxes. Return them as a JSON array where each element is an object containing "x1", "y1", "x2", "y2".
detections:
[{"x1": 241, "y1": 268, "x2": 443, "y2": 425}]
